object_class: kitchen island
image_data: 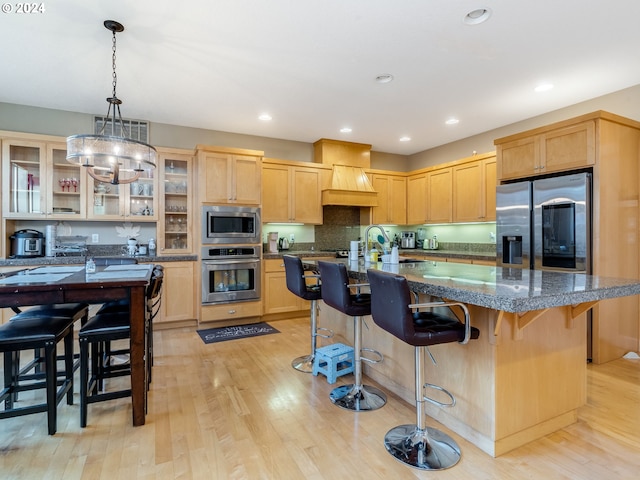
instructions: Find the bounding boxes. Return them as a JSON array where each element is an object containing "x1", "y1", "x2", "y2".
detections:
[{"x1": 303, "y1": 259, "x2": 640, "y2": 456}]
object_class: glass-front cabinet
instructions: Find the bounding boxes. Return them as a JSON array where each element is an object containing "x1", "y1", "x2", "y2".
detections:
[
  {"x1": 158, "y1": 149, "x2": 193, "y2": 253},
  {"x1": 87, "y1": 170, "x2": 157, "y2": 221},
  {"x1": 2, "y1": 139, "x2": 85, "y2": 219}
]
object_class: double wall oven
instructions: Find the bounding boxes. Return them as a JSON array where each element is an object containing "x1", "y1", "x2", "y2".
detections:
[{"x1": 201, "y1": 206, "x2": 261, "y2": 305}]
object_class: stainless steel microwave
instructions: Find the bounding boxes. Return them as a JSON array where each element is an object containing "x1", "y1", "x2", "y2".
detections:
[{"x1": 201, "y1": 205, "x2": 261, "y2": 244}]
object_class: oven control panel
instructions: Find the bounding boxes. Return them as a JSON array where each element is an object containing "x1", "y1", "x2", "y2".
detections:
[{"x1": 201, "y1": 246, "x2": 260, "y2": 260}]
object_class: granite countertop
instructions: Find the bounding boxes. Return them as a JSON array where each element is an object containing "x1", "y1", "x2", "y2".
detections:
[
  {"x1": 0, "y1": 254, "x2": 197, "y2": 267},
  {"x1": 264, "y1": 249, "x2": 496, "y2": 262},
  {"x1": 302, "y1": 258, "x2": 640, "y2": 313}
]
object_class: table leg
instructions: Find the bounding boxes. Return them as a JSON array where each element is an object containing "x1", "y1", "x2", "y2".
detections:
[{"x1": 129, "y1": 285, "x2": 146, "y2": 426}]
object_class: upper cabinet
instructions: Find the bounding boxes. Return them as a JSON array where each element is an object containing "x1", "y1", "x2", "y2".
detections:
[
  {"x1": 406, "y1": 173, "x2": 427, "y2": 224},
  {"x1": 407, "y1": 168, "x2": 452, "y2": 224},
  {"x1": 497, "y1": 120, "x2": 595, "y2": 181},
  {"x1": 2, "y1": 134, "x2": 159, "y2": 222},
  {"x1": 197, "y1": 145, "x2": 263, "y2": 205},
  {"x1": 86, "y1": 171, "x2": 157, "y2": 221},
  {"x1": 368, "y1": 172, "x2": 406, "y2": 225},
  {"x1": 262, "y1": 159, "x2": 325, "y2": 224},
  {"x1": 158, "y1": 149, "x2": 194, "y2": 254},
  {"x1": 453, "y1": 154, "x2": 496, "y2": 222},
  {"x1": 2, "y1": 138, "x2": 86, "y2": 219},
  {"x1": 408, "y1": 154, "x2": 496, "y2": 225},
  {"x1": 426, "y1": 168, "x2": 453, "y2": 223}
]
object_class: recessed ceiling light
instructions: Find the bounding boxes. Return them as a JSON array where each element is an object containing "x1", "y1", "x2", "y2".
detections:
[
  {"x1": 258, "y1": 113, "x2": 272, "y2": 121},
  {"x1": 534, "y1": 83, "x2": 554, "y2": 92},
  {"x1": 399, "y1": 136, "x2": 411, "y2": 142},
  {"x1": 375, "y1": 74, "x2": 394, "y2": 84},
  {"x1": 445, "y1": 118, "x2": 459, "y2": 125},
  {"x1": 463, "y1": 8, "x2": 492, "y2": 25},
  {"x1": 340, "y1": 127, "x2": 352, "y2": 133}
]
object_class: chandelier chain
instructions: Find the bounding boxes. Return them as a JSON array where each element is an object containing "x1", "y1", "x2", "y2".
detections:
[{"x1": 111, "y1": 29, "x2": 117, "y2": 99}]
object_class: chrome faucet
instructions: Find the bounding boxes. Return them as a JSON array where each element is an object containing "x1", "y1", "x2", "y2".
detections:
[{"x1": 362, "y1": 224, "x2": 390, "y2": 260}]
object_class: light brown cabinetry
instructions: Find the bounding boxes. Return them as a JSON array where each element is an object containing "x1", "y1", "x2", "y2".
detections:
[
  {"x1": 408, "y1": 168, "x2": 452, "y2": 224},
  {"x1": 197, "y1": 145, "x2": 263, "y2": 205},
  {"x1": 497, "y1": 120, "x2": 595, "y2": 180},
  {"x1": 495, "y1": 111, "x2": 640, "y2": 364},
  {"x1": 262, "y1": 258, "x2": 309, "y2": 315},
  {"x1": 426, "y1": 168, "x2": 453, "y2": 223},
  {"x1": 453, "y1": 154, "x2": 497, "y2": 222},
  {"x1": 2, "y1": 134, "x2": 158, "y2": 222},
  {"x1": 156, "y1": 261, "x2": 197, "y2": 327},
  {"x1": 369, "y1": 172, "x2": 407, "y2": 225},
  {"x1": 262, "y1": 160, "x2": 324, "y2": 224},
  {"x1": 2, "y1": 138, "x2": 86, "y2": 220},
  {"x1": 406, "y1": 173, "x2": 427, "y2": 224},
  {"x1": 157, "y1": 149, "x2": 194, "y2": 254},
  {"x1": 86, "y1": 174, "x2": 157, "y2": 221}
]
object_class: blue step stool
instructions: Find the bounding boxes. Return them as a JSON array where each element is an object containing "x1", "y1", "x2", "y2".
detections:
[{"x1": 312, "y1": 343, "x2": 355, "y2": 384}]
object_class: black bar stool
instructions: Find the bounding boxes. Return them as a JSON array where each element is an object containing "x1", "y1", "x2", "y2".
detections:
[
  {"x1": 283, "y1": 255, "x2": 332, "y2": 372},
  {"x1": 368, "y1": 268, "x2": 479, "y2": 471},
  {"x1": 0, "y1": 316, "x2": 75, "y2": 435},
  {"x1": 317, "y1": 261, "x2": 386, "y2": 411}
]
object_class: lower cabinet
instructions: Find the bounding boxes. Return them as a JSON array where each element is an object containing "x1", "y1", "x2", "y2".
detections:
[
  {"x1": 200, "y1": 300, "x2": 263, "y2": 323},
  {"x1": 263, "y1": 259, "x2": 309, "y2": 315},
  {"x1": 156, "y1": 261, "x2": 197, "y2": 327}
]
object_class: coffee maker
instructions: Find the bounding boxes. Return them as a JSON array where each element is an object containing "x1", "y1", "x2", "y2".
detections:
[{"x1": 267, "y1": 232, "x2": 279, "y2": 253}]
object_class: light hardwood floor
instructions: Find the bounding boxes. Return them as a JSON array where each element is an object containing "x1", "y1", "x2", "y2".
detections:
[{"x1": 1, "y1": 317, "x2": 639, "y2": 479}]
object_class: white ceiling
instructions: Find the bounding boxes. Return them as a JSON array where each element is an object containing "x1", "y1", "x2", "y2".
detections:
[{"x1": 3, "y1": 0, "x2": 640, "y2": 155}]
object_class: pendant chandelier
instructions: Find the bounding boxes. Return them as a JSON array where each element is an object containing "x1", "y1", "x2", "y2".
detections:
[{"x1": 66, "y1": 20, "x2": 156, "y2": 185}]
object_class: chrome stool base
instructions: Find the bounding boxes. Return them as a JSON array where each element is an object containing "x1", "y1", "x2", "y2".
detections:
[
  {"x1": 330, "y1": 383, "x2": 387, "y2": 411},
  {"x1": 291, "y1": 354, "x2": 314, "y2": 373},
  {"x1": 384, "y1": 424, "x2": 461, "y2": 470}
]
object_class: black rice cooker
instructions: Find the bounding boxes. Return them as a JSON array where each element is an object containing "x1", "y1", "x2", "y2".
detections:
[{"x1": 10, "y1": 229, "x2": 45, "y2": 258}]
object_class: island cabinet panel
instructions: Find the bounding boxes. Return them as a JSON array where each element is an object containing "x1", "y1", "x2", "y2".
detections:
[
  {"x1": 197, "y1": 145, "x2": 263, "y2": 205},
  {"x1": 262, "y1": 160, "x2": 324, "y2": 224}
]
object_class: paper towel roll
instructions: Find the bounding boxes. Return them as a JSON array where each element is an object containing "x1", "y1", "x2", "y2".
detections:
[{"x1": 45, "y1": 224, "x2": 57, "y2": 257}]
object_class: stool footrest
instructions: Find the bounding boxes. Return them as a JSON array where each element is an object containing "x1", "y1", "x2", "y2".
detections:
[
  {"x1": 422, "y1": 382, "x2": 456, "y2": 408},
  {"x1": 314, "y1": 327, "x2": 334, "y2": 339},
  {"x1": 360, "y1": 347, "x2": 384, "y2": 365}
]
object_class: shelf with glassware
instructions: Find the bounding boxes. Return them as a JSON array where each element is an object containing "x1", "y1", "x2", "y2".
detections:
[
  {"x1": 157, "y1": 150, "x2": 194, "y2": 254},
  {"x1": 2, "y1": 138, "x2": 86, "y2": 219},
  {"x1": 86, "y1": 170, "x2": 157, "y2": 221}
]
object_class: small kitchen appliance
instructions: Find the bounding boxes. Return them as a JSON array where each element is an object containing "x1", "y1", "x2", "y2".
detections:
[
  {"x1": 400, "y1": 231, "x2": 416, "y2": 249},
  {"x1": 279, "y1": 237, "x2": 290, "y2": 250},
  {"x1": 268, "y1": 232, "x2": 279, "y2": 253},
  {"x1": 10, "y1": 229, "x2": 45, "y2": 258}
]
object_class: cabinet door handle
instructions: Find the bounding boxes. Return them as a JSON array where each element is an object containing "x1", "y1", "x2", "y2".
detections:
[{"x1": 228, "y1": 309, "x2": 236, "y2": 315}]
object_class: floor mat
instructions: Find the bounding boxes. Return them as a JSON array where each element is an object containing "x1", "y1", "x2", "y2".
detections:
[{"x1": 197, "y1": 322, "x2": 280, "y2": 344}]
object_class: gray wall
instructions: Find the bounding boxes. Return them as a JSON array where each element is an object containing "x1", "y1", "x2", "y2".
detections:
[
  {"x1": 407, "y1": 83, "x2": 640, "y2": 169},
  {"x1": 3, "y1": 82, "x2": 640, "y2": 171}
]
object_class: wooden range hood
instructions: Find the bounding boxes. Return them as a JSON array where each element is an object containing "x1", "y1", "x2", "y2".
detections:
[{"x1": 313, "y1": 139, "x2": 378, "y2": 207}]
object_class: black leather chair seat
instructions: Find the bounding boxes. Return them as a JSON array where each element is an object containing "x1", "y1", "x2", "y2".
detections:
[
  {"x1": 410, "y1": 312, "x2": 480, "y2": 346},
  {"x1": 80, "y1": 312, "x2": 130, "y2": 339},
  {"x1": 11, "y1": 303, "x2": 89, "y2": 322},
  {"x1": 0, "y1": 316, "x2": 75, "y2": 348}
]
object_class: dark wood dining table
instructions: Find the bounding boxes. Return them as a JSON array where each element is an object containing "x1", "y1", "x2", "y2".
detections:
[{"x1": 0, "y1": 264, "x2": 153, "y2": 426}]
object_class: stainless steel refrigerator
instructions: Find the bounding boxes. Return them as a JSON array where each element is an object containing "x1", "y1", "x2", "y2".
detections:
[
  {"x1": 496, "y1": 172, "x2": 591, "y2": 273},
  {"x1": 496, "y1": 171, "x2": 593, "y2": 359}
]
